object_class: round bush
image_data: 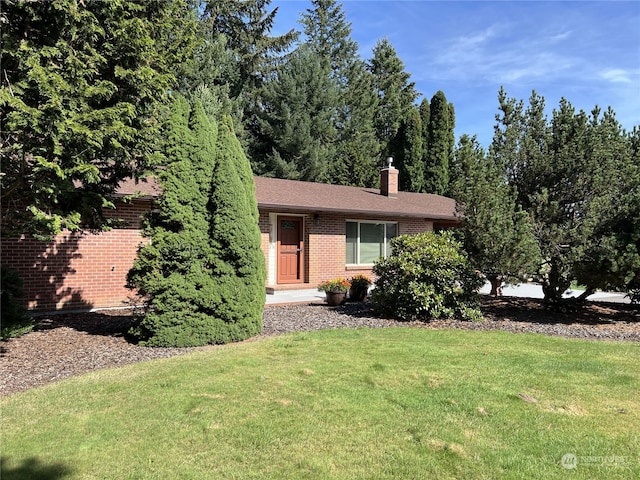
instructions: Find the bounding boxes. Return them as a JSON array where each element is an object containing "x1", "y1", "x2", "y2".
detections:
[{"x1": 371, "y1": 231, "x2": 484, "y2": 321}]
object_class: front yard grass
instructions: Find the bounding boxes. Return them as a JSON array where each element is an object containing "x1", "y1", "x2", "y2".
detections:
[{"x1": 2, "y1": 328, "x2": 638, "y2": 479}]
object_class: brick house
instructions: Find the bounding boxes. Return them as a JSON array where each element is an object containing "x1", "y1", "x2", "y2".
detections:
[{"x1": 2, "y1": 164, "x2": 457, "y2": 311}]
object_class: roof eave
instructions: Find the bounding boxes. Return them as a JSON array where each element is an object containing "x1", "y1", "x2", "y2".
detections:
[{"x1": 257, "y1": 202, "x2": 458, "y2": 221}]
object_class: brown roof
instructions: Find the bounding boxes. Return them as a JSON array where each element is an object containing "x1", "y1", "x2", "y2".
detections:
[
  {"x1": 254, "y1": 176, "x2": 457, "y2": 220},
  {"x1": 114, "y1": 177, "x2": 162, "y2": 198},
  {"x1": 115, "y1": 175, "x2": 457, "y2": 221}
]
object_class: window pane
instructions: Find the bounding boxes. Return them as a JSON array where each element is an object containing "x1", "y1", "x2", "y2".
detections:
[
  {"x1": 346, "y1": 222, "x2": 357, "y2": 264},
  {"x1": 360, "y1": 223, "x2": 384, "y2": 263},
  {"x1": 386, "y1": 223, "x2": 397, "y2": 256}
]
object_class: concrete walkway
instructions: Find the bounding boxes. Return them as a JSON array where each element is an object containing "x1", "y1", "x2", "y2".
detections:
[
  {"x1": 265, "y1": 288, "x2": 326, "y2": 305},
  {"x1": 266, "y1": 283, "x2": 631, "y2": 305}
]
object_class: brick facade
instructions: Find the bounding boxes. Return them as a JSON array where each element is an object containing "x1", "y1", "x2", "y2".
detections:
[
  {"x1": 260, "y1": 209, "x2": 434, "y2": 290},
  {"x1": 2, "y1": 200, "x2": 151, "y2": 311},
  {"x1": 3, "y1": 202, "x2": 436, "y2": 311}
]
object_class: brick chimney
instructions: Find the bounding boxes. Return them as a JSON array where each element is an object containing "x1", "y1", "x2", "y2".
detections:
[{"x1": 380, "y1": 157, "x2": 398, "y2": 198}]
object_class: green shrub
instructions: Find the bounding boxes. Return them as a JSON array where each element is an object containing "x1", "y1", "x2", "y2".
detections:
[
  {"x1": 371, "y1": 231, "x2": 484, "y2": 321},
  {"x1": 127, "y1": 98, "x2": 264, "y2": 347},
  {"x1": 1, "y1": 266, "x2": 33, "y2": 339}
]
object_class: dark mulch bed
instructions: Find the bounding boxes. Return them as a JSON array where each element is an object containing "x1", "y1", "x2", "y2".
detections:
[{"x1": 1, "y1": 297, "x2": 638, "y2": 396}]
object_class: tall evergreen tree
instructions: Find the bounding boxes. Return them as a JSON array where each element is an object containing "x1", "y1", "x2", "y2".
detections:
[
  {"x1": 490, "y1": 87, "x2": 525, "y2": 178},
  {"x1": 330, "y1": 59, "x2": 381, "y2": 187},
  {"x1": 300, "y1": 0, "x2": 380, "y2": 186},
  {"x1": 419, "y1": 97, "x2": 431, "y2": 173},
  {"x1": 368, "y1": 38, "x2": 420, "y2": 156},
  {"x1": 186, "y1": 0, "x2": 298, "y2": 159},
  {"x1": 425, "y1": 90, "x2": 455, "y2": 195},
  {"x1": 390, "y1": 106, "x2": 424, "y2": 192},
  {"x1": 200, "y1": 0, "x2": 297, "y2": 99},
  {"x1": 1, "y1": 0, "x2": 197, "y2": 239},
  {"x1": 300, "y1": 0, "x2": 358, "y2": 80},
  {"x1": 207, "y1": 115, "x2": 266, "y2": 340},
  {"x1": 254, "y1": 46, "x2": 337, "y2": 182}
]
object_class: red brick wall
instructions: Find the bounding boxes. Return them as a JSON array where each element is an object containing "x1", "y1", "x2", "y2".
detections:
[
  {"x1": 2, "y1": 199, "x2": 150, "y2": 311},
  {"x1": 400, "y1": 218, "x2": 434, "y2": 235},
  {"x1": 4, "y1": 201, "x2": 437, "y2": 311}
]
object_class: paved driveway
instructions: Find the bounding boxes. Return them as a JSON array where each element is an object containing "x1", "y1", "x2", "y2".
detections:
[
  {"x1": 266, "y1": 283, "x2": 631, "y2": 305},
  {"x1": 479, "y1": 283, "x2": 630, "y2": 304}
]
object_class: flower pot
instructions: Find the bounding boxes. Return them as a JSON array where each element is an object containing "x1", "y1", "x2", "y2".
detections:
[
  {"x1": 349, "y1": 286, "x2": 368, "y2": 302},
  {"x1": 325, "y1": 291, "x2": 346, "y2": 306}
]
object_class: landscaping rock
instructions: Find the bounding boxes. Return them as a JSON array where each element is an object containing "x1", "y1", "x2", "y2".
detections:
[{"x1": 1, "y1": 297, "x2": 637, "y2": 396}]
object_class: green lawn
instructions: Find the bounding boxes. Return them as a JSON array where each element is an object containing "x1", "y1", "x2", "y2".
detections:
[{"x1": 2, "y1": 328, "x2": 638, "y2": 479}]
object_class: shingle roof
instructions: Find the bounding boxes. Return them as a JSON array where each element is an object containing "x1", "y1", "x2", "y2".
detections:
[
  {"x1": 254, "y1": 176, "x2": 457, "y2": 220},
  {"x1": 115, "y1": 175, "x2": 457, "y2": 221},
  {"x1": 114, "y1": 177, "x2": 162, "y2": 198}
]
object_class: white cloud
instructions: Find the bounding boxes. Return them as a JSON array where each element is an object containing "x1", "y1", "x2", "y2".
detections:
[
  {"x1": 428, "y1": 23, "x2": 577, "y2": 87},
  {"x1": 548, "y1": 30, "x2": 572, "y2": 43},
  {"x1": 600, "y1": 69, "x2": 635, "y2": 84}
]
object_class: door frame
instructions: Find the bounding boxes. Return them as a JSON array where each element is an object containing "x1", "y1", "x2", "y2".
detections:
[{"x1": 276, "y1": 215, "x2": 305, "y2": 284}]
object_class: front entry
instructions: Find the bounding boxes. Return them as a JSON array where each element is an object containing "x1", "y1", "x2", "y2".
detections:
[{"x1": 277, "y1": 216, "x2": 304, "y2": 284}]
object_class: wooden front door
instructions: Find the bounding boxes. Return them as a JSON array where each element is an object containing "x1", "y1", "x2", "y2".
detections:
[{"x1": 277, "y1": 216, "x2": 304, "y2": 284}]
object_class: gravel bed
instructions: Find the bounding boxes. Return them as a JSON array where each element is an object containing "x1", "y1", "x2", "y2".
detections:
[{"x1": 1, "y1": 298, "x2": 638, "y2": 397}]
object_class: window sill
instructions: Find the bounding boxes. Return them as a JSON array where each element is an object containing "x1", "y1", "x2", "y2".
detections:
[{"x1": 345, "y1": 264, "x2": 375, "y2": 270}]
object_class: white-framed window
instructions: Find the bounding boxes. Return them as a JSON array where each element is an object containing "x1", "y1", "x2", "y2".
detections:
[{"x1": 346, "y1": 220, "x2": 398, "y2": 265}]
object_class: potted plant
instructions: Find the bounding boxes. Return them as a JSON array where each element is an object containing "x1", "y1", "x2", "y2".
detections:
[
  {"x1": 348, "y1": 274, "x2": 371, "y2": 302},
  {"x1": 318, "y1": 277, "x2": 351, "y2": 306}
]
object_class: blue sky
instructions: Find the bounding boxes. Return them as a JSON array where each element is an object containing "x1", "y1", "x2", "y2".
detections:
[{"x1": 271, "y1": 0, "x2": 640, "y2": 148}]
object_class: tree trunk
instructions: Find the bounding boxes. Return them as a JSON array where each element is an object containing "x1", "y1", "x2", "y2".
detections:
[{"x1": 487, "y1": 274, "x2": 503, "y2": 296}]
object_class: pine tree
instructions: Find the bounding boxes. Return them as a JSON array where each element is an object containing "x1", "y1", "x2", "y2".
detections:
[
  {"x1": 573, "y1": 108, "x2": 640, "y2": 294},
  {"x1": 452, "y1": 135, "x2": 540, "y2": 295},
  {"x1": 425, "y1": 91, "x2": 454, "y2": 195},
  {"x1": 493, "y1": 89, "x2": 640, "y2": 307}
]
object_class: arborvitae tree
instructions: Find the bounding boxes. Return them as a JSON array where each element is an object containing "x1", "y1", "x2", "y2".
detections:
[
  {"x1": 127, "y1": 97, "x2": 264, "y2": 346},
  {"x1": 390, "y1": 106, "x2": 424, "y2": 192},
  {"x1": 419, "y1": 97, "x2": 431, "y2": 172},
  {"x1": 1, "y1": 0, "x2": 197, "y2": 239},
  {"x1": 368, "y1": 38, "x2": 420, "y2": 155},
  {"x1": 255, "y1": 46, "x2": 337, "y2": 182},
  {"x1": 207, "y1": 115, "x2": 266, "y2": 341},
  {"x1": 425, "y1": 90, "x2": 454, "y2": 195},
  {"x1": 452, "y1": 135, "x2": 540, "y2": 295}
]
